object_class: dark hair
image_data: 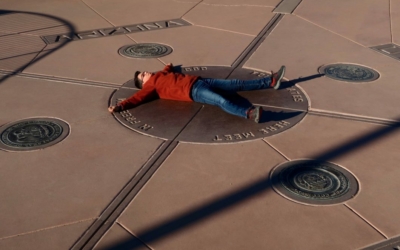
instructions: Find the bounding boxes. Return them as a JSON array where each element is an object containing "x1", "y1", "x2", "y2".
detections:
[{"x1": 134, "y1": 71, "x2": 143, "y2": 89}]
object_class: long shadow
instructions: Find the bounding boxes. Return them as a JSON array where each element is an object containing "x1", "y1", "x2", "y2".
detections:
[
  {"x1": 0, "y1": 9, "x2": 76, "y2": 85},
  {"x1": 103, "y1": 119, "x2": 400, "y2": 248},
  {"x1": 281, "y1": 73, "x2": 325, "y2": 89}
]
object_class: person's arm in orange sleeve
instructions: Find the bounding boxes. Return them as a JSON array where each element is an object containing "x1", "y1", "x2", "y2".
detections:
[{"x1": 108, "y1": 84, "x2": 158, "y2": 112}]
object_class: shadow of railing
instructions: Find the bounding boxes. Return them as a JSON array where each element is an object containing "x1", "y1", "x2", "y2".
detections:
[
  {"x1": 102, "y1": 114, "x2": 400, "y2": 249},
  {"x1": 0, "y1": 9, "x2": 76, "y2": 84}
]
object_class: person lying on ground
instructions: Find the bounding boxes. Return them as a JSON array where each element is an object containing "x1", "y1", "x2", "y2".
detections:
[{"x1": 108, "y1": 63, "x2": 286, "y2": 123}]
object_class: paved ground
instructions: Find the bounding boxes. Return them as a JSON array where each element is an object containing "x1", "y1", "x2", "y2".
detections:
[{"x1": 1, "y1": 0, "x2": 400, "y2": 249}]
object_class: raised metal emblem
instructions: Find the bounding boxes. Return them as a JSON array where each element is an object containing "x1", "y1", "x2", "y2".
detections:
[
  {"x1": 118, "y1": 43, "x2": 173, "y2": 59},
  {"x1": 319, "y1": 63, "x2": 379, "y2": 82},
  {"x1": 0, "y1": 118, "x2": 70, "y2": 151},
  {"x1": 270, "y1": 160, "x2": 359, "y2": 205}
]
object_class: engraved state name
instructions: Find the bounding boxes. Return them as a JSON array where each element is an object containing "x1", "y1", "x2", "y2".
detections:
[
  {"x1": 42, "y1": 19, "x2": 190, "y2": 44},
  {"x1": 117, "y1": 98, "x2": 153, "y2": 131},
  {"x1": 213, "y1": 120, "x2": 291, "y2": 141}
]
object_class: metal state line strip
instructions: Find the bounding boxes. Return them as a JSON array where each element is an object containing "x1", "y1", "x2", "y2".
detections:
[
  {"x1": 0, "y1": 70, "x2": 118, "y2": 89},
  {"x1": 230, "y1": 14, "x2": 283, "y2": 70},
  {"x1": 308, "y1": 110, "x2": 400, "y2": 126},
  {"x1": 273, "y1": 0, "x2": 302, "y2": 14}
]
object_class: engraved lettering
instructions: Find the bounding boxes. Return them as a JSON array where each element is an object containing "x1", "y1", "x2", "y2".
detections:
[
  {"x1": 213, "y1": 135, "x2": 222, "y2": 141},
  {"x1": 167, "y1": 20, "x2": 183, "y2": 27},
  {"x1": 98, "y1": 27, "x2": 127, "y2": 36},
  {"x1": 184, "y1": 67, "x2": 207, "y2": 72},
  {"x1": 278, "y1": 120, "x2": 290, "y2": 126},
  {"x1": 242, "y1": 132, "x2": 255, "y2": 138},
  {"x1": 143, "y1": 23, "x2": 163, "y2": 30},
  {"x1": 139, "y1": 124, "x2": 153, "y2": 131},
  {"x1": 259, "y1": 128, "x2": 268, "y2": 134},
  {"x1": 233, "y1": 134, "x2": 242, "y2": 139},
  {"x1": 293, "y1": 95, "x2": 303, "y2": 102},
  {"x1": 265, "y1": 126, "x2": 277, "y2": 132},
  {"x1": 224, "y1": 135, "x2": 233, "y2": 140},
  {"x1": 42, "y1": 19, "x2": 190, "y2": 44},
  {"x1": 76, "y1": 31, "x2": 102, "y2": 39},
  {"x1": 53, "y1": 34, "x2": 74, "y2": 43},
  {"x1": 124, "y1": 25, "x2": 146, "y2": 32},
  {"x1": 287, "y1": 87, "x2": 304, "y2": 102}
]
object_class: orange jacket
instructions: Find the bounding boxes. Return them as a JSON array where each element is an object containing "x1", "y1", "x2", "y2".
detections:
[{"x1": 118, "y1": 65, "x2": 199, "y2": 110}]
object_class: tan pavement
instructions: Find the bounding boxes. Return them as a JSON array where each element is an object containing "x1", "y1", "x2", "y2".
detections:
[{"x1": 1, "y1": 0, "x2": 400, "y2": 249}]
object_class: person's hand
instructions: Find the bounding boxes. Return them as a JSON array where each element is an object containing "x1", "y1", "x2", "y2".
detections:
[
  {"x1": 108, "y1": 106, "x2": 121, "y2": 113},
  {"x1": 167, "y1": 62, "x2": 173, "y2": 67}
]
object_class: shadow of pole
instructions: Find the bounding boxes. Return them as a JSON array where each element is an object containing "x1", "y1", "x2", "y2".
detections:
[
  {"x1": 0, "y1": 9, "x2": 76, "y2": 85},
  {"x1": 103, "y1": 114, "x2": 400, "y2": 249}
]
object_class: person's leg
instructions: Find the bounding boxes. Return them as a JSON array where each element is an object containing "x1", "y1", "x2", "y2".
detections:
[
  {"x1": 202, "y1": 77, "x2": 272, "y2": 92},
  {"x1": 202, "y1": 65, "x2": 286, "y2": 91},
  {"x1": 191, "y1": 79, "x2": 251, "y2": 118}
]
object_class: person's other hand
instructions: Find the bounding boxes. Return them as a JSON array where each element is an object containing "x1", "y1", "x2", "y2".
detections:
[
  {"x1": 108, "y1": 106, "x2": 121, "y2": 113},
  {"x1": 108, "y1": 106, "x2": 116, "y2": 113}
]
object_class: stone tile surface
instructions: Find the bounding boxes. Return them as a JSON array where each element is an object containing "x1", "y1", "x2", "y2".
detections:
[
  {"x1": 202, "y1": 0, "x2": 281, "y2": 7},
  {"x1": 294, "y1": 0, "x2": 391, "y2": 47},
  {"x1": 392, "y1": 0, "x2": 400, "y2": 45},
  {"x1": 0, "y1": 0, "x2": 110, "y2": 31},
  {"x1": 245, "y1": 15, "x2": 400, "y2": 120},
  {"x1": 84, "y1": 0, "x2": 199, "y2": 26},
  {"x1": 0, "y1": 33, "x2": 45, "y2": 71},
  {"x1": 0, "y1": 76, "x2": 163, "y2": 237},
  {"x1": 94, "y1": 223, "x2": 150, "y2": 250},
  {"x1": 23, "y1": 35, "x2": 164, "y2": 84},
  {"x1": 184, "y1": 3, "x2": 275, "y2": 35},
  {"x1": 0, "y1": 219, "x2": 94, "y2": 250},
  {"x1": 128, "y1": 25, "x2": 254, "y2": 67},
  {"x1": 117, "y1": 141, "x2": 383, "y2": 249},
  {"x1": 266, "y1": 114, "x2": 400, "y2": 237}
]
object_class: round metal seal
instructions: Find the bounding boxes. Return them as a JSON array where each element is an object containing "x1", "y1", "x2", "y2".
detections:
[
  {"x1": 118, "y1": 43, "x2": 173, "y2": 58},
  {"x1": 319, "y1": 63, "x2": 379, "y2": 82},
  {"x1": 270, "y1": 160, "x2": 359, "y2": 205},
  {"x1": 0, "y1": 118, "x2": 70, "y2": 152}
]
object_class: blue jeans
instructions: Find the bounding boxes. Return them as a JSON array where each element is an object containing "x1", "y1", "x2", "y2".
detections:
[{"x1": 191, "y1": 77, "x2": 273, "y2": 118}]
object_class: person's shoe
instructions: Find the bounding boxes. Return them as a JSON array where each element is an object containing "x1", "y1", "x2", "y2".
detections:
[
  {"x1": 270, "y1": 65, "x2": 286, "y2": 90},
  {"x1": 247, "y1": 106, "x2": 263, "y2": 123}
]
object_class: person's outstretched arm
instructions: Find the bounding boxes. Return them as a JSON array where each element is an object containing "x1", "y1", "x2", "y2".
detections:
[{"x1": 108, "y1": 84, "x2": 158, "y2": 113}]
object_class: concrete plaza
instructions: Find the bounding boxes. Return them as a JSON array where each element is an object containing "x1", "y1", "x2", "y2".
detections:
[{"x1": 1, "y1": 0, "x2": 400, "y2": 249}]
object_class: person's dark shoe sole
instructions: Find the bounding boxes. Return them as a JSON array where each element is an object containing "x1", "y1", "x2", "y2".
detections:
[{"x1": 273, "y1": 65, "x2": 286, "y2": 90}]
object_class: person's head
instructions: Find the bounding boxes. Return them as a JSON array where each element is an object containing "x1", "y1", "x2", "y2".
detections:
[{"x1": 134, "y1": 71, "x2": 153, "y2": 89}]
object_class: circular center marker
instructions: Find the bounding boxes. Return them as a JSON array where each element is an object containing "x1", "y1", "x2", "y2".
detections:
[
  {"x1": 0, "y1": 118, "x2": 70, "y2": 151},
  {"x1": 319, "y1": 63, "x2": 379, "y2": 82},
  {"x1": 270, "y1": 160, "x2": 359, "y2": 205},
  {"x1": 118, "y1": 43, "x2": 173, "y2": 58},
  {"x1": 111, "y1": 66, "x2": 309, "y2": 143}
]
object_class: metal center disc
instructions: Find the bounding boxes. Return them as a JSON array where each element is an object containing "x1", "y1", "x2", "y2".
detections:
[
  {"x1": 111, "y1": 66, "x2": 309, "y2": 144},
  {"x1": 270, "y1": 160, "x2": 359, "y2": 205},
  {"x1": 118, "y1": 43, "x2": 173, "y2": 58},
  {"x1": 318, "y1": 63, "x2": 379, "y2": 82},
  {"x1": 0, "y1": 118, "x2": 70, "y2": 151}
]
